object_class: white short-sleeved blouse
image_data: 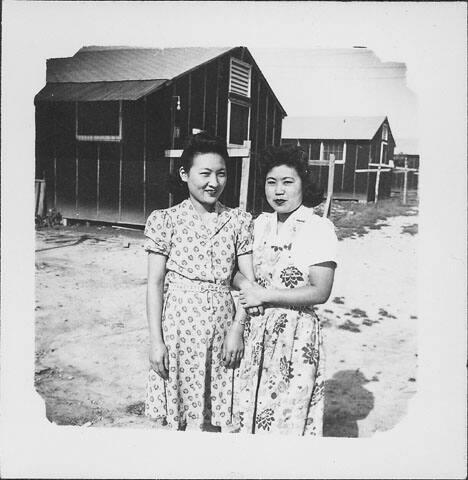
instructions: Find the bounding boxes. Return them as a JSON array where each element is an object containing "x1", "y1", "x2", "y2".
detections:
[{"x1": 253, "y1": 205, "x2": 338, "y2": 269}]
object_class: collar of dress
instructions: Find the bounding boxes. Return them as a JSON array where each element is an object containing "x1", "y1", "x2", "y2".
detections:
[
  {"x1": 269, "y1": 204, "x2": 311, "y2": 243},
  {"x1": 179, "y1": 199, "x2": 232, "y2": 238}
]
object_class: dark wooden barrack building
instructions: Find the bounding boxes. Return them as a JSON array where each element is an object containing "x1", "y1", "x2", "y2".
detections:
[
  {"x1": 35, "y1": 46, "x2": 286, "y2": 224},
  {"x1": 282, "y1": 116, "x2": 395, "y2": 202}
]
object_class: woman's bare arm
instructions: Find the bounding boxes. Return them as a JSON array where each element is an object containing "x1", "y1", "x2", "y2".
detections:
[
  {"x1": 236, "y1": 253, "x2": 256, "y2": 283},
  {"x1": 147, "y1": 252, "x2": 169, "y2": 379},
  {"x1": 239, "y1": 262, "x2": 336, "y2": 308},
  {"x1": 232, "y1": 270, "x2": 251, "y2": 291}
]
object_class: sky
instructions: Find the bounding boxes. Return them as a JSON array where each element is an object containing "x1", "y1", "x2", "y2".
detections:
[
  {"x1": 251, "y1": 47, "x2": 418, "y2": 150},
  {"x1": 9, "y1": 2, "x2": 418, "y2": 152}
]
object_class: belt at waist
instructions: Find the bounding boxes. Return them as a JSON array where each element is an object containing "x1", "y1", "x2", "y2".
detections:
[{"x1": 165, "y1": 271, "x2": 231, "y2": 294}]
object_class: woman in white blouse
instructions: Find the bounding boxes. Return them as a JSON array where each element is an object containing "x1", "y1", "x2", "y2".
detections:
[{"x1": 233, "y1": 144, "x2": 338, "y2": 435}]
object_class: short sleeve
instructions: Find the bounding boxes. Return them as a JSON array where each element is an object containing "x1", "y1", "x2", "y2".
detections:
[
  {"x1": 143, "y1": 209, "x2": 173, "y2": 256},
  {"x1": 296, "y1": 217, "x2": 338, "y2": 267},
  {"x1": 235, "y1": 209, "x2": 254, "y2": 256}
]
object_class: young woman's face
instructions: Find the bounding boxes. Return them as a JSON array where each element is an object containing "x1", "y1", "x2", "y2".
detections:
[
  {"x1": 180, "y1": 152, "x2": 227, "y2": 208},
  {"x1": 265, "y1": 164, "x2": 303, "y2": 214}
]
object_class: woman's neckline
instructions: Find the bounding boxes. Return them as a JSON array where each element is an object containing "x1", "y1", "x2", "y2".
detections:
[
  {"x1": 273, "y1": 204, "x2": 305, "y2": 236},
  {"x1": 187, "y1": 197, "x2": 219, "y2": 218}
]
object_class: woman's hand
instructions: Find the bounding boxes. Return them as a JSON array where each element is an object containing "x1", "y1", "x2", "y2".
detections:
[
  {"x1": 239, "y1": 283, "x2": 267, "y2": 309},
  {"x1": 223, "y1": 322, "x2": 244, "y2": 369},
  {"x1": 149, "y1": 340, "x2": 169, "y2": 380},
  {"x1": 245, "y1": 305, "x2": 264, "y2": 316},
  {"x1": 239, "y1": 282, "x2": 265, "y2": 316}
]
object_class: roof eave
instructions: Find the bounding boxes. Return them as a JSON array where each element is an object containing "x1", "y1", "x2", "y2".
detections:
[
  {"x1": 165, "y1": 46, "x2": 237, "y2": 85},
  {"x1": 136, "y1": 79, "x2": 170, "y2": 99}
]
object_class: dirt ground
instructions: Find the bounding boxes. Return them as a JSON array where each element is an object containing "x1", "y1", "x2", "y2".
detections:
[{"x1": 35, "y1": 198, "x2": 418, "y2": 436}]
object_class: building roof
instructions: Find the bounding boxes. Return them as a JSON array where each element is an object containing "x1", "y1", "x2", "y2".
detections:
[
  {"x1": 282, "y1": 115, "x2": 387, "y2": 140},
  {"x1": 35, "y1": 80, "x2": 167, "y2": 102},
  {"x1": 36, "y1": 46, "x2": 285, "y2": 113},
  {"x1": 46, "y1": 46, "x2": 234, "y2": 83}
]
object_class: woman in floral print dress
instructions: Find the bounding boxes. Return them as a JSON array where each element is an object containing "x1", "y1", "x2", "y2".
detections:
[
  {"x1": 233, "y1": 145, "x2": 338, "y2": 435},
  {"x1": 144, "y1": 133, "x2": 255, "y2": 431}
]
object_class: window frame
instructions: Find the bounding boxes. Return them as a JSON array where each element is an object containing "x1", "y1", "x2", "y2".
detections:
[
  {"x1": 380, "y1": 140, "x2": 389, "y2": 165},
  {"x1": 382, "y1": 123, "x2": 389, "y2": 141},
  {"x1": 75, "y1": 100, "x2": 123, "y2": 142},
  {"x1": 226, "y1": 98, "x2": 251, "y2": 147},
  {"x1": 319, "y1": 140, "x2": 346, "y2": 165}
]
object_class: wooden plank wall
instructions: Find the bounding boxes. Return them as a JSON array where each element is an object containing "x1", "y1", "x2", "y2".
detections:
[{"x1": 145, "y1": 88, "x2": 172, "y2": 216}]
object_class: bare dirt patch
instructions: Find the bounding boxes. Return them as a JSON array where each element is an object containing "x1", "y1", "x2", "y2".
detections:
[{"x1": 35, "y1": 199, "x2": 418, "y2": 436}]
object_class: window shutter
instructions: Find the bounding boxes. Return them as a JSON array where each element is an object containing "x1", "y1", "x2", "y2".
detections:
[{"x1": 229, "y1": 58, "x2": 251, "y2": 98}]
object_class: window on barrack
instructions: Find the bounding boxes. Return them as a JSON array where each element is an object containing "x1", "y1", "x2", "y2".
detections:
[{"x1": 76, "y1": 101, "x2": 122, "y2": 142}]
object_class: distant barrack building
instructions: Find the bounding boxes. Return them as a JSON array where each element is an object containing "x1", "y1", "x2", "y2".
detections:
[
  {"x1": 35, "y1": 46, "x2": 286, "y2": 224},
  {"x1": 392, "y1": 138, "x2": 419, "y2": 192},
  {"x1": 282, "y1": 116, "x2": 396, "y2": 202}
]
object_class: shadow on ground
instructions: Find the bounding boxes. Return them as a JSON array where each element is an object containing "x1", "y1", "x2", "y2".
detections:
[{"x1": 323, "y1": 369, "x2": 375, "y2": 437}]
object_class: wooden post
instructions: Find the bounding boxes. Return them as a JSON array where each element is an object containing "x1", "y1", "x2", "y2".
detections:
[
  {"x1": 309, "y1": 155, "x2": 336, "y2": 217},
  {"x1": 403, "y1": 157, "x2": 408, "y2": 204},
  {"x1": 374, "y1": 164, "x2": 381, "y2": 203},
  {"x1": 170, "y1": 86, "x2": 177, "y2": 207},
  {"x1": 323, "y1": 154, "x2": 335, "y2": 218},
  {"x1": 355, "y1": 162, "x2": 393, "y2": 203},
  {"x1": 239, "y1": 140, "x2": 251, "y2": 210},
  {"x1": 35, "y1": 179, "x2": 46, "y2": 217},
  {"x1": 143, "y1": 97, "x2": 147, "y2": 218},
  {"x1": 165, "y1": 142, "x2": 251, "y2": 209},
  {"x1": 392, "y1": 158, "x2": 418, "y2": 205},
  {"x1": 96, "y1": 144, "x2": 100, "y2": 218}
]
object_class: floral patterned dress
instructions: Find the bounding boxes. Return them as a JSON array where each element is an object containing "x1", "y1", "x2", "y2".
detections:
[
  {"x1": 143, "y1": 199, "x2": 253, "y2": 430},
  {"x1": 234, "y1": 205, "x2": 338, "y2": 435}
]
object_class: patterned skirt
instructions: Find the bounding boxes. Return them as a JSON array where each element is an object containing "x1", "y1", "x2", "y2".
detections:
[
  {"x1": 145, "y1": 272, "x2": 236, "y2": 430},
  {"x1": 233, "y1": 306, "x2": 324, "y2": 435}
]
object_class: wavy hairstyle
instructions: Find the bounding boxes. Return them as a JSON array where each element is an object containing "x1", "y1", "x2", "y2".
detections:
[{"x1": 261, "y1": 144, "x2": 324, "y2": 207}]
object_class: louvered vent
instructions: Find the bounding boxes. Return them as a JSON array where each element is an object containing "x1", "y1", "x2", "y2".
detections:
[{"x1": 229, "y1": 58, "x2": 251, "y2": 98}]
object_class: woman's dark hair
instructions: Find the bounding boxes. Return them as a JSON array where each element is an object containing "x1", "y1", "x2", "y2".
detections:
[
  {"x1": 180, "y1": 132, "x2": 229, "y2": 171},
  {"x1": 168, "y1": 132, "x2": 229, "y2": 197},
  {"x1": 261, "y1": 144, "x2": 324, "y2": 207}
]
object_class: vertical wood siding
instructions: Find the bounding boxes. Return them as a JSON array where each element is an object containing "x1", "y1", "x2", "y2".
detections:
[{"x1": 35, "y1": 47, "x2": 285, "y2": 223}]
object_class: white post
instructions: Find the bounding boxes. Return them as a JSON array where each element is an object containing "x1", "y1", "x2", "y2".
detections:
[
  {"x1": 238, "y1": 140, "x2": 251, "y2": 210},
  {"x1": 402, "y1": 157, "x2": 408, "y2": 205},
  {"x1": 323, "y1": 154, "x2": 335, "y2": 218},
  {"x1": 38, "y1": 180, "x2": 46, "y2": 217},
  {"x1": 341, "y1": 141, "x2": 347, "y2": 191},
  {"x1": 165, "y1": 143, "x2": 251, "y2": 210},
  {"x1": 374, "y1": 164, "x2": 381, "y2": 203}
]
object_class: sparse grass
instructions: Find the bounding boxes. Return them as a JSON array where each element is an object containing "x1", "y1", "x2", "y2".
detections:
[
  {"x1": 338, "y1": 320, "x2": 361, "y2": 333},
  {"x1": 362, "y1": 318, "x2": 379, "y2": 326},
  {"x1": 125, "y1": 401, "x2": 145, "y2": 416},
  {"x1": 323, "y1": 197, "x2": 418, "y2": 240},
  {"x1": 350, "y1": 308, "x2": 368, "y2": 318},
  {"x1": 320, "y1": 318, "x2": 332, "y2": 328},
  {"x1": 379, "y1": 308, "x2": 397, "y2": 319},
  {"x1": 402, "y1": 224, "x2": 418, "y2": 236},
  {"x1": 332, "y1": 296, "x2": 345, "y2": 304}
]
